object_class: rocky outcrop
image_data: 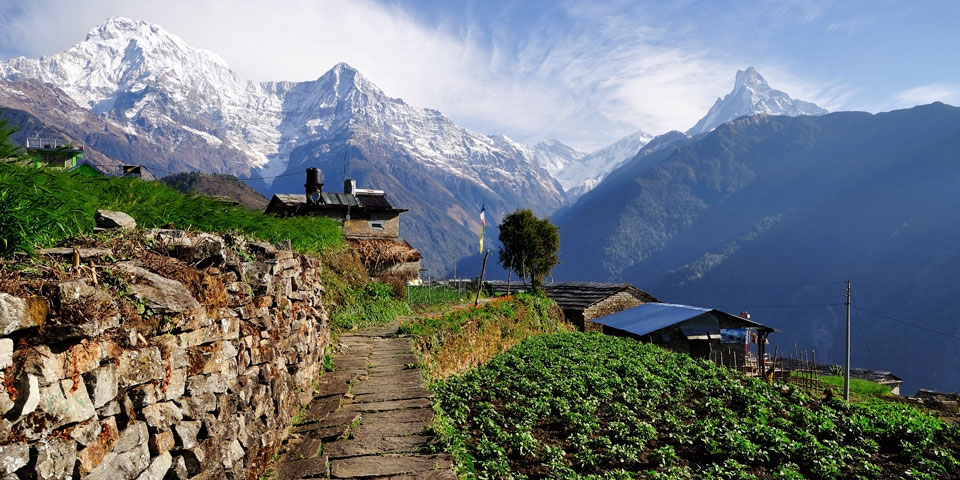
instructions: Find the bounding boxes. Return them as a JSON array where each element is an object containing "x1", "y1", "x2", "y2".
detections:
[{"x1": 0, "y1": 229, "x2": 331, "y2": 479}]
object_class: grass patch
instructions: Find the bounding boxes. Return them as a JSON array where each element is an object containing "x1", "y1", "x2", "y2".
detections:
[
  {"x1": 817, "y1": 374, "x2": 893, "y2": 399},
  {"x1": 433, "y1": 332, "x2": 960, "y2": 479},
  {"x1": 407, "y1": 284, "x2": 473, "y2": 309},
  {"x1": 399, "y1": 293, "x2": 571, "y2": 379},
  {"x1": 0, "y1": 163, "x2": 341, "y2": 257}
]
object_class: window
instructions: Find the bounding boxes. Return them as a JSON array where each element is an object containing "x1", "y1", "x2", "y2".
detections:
[{"x1": 370, "y1": 222, "x2": 384, "y2": 229}]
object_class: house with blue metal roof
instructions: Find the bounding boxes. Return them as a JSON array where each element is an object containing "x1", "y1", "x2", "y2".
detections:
[{"x1": 592, "y1": 302, "x2": 776, "y2": 369}]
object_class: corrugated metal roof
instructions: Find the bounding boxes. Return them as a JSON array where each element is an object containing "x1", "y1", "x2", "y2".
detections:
[
  {"x1": 594, "y1": 303, "x2": 711, "y2": 337},
  {"x1": 592, "y1": 303, "x2": 775, "y2": 337}
]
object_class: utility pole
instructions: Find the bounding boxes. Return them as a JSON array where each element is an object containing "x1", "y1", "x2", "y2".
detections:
[
  {"x1": 844, "y1": 280, "x2": 851, "y2": 402},
  {"x1": 475, "y1": 249, "x2": 490, "y2": 306},
  {"x1": 452, "y1": 255, "x2": 457, "y2": 294}
]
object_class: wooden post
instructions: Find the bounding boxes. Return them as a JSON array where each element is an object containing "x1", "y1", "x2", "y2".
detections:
[{"x1": 475, "y1": 249, "x2": 489, "y2": 306}]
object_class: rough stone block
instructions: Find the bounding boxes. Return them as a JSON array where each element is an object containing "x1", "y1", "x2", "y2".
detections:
[
  {"x1": 173, "y1": 420, "x2": 201, "y2": 450},
  {"x1": 0, "y1": 338, "x2": 12, "y2": 370},
  {"x1": 141, "y1": 401, "x2": 182, "y2": 431},
  {"x1": 84, "y1": 439, "x2": 150, "y2": 480},
  {"x1": 69, "y1": 419, "x2": 102, "y2": 447},
  {"x1": 164, "y1": 368, "x2": 186, "y2": 401},
  {"x1": 138, "y1": 450, "x2": 171, "y2": 480},
  {"x1": 0, "y1": 381, "x2": 11, "y2": 417},
  {"x1": 113, "y1": 262, "x2": 201, "y2": 315},
  {"x1": 178, "y1": 392, "x2": 216, "y2": 420},
  {"x1": 185, "y1": 373, "x2": 227, "y2": 396},
  {"x1": 241, "y1": 262, "x2": 272, "y2": 295},
  {"x1": 20, "y1": 346, "x2": 64, "y2": 386},
  {"x1": 97, "y1": 400, "x2": 120, "y2": 417},
  {"x1": 0, "y1": 443, "x2": 28, "y2": 475},
  {"x1": 113, "y1": 421, "x2": 149, "y2": 454},
  {"x1": 222, "y1": 439, "x2": 244, "y2": 470},
  {"x1": 148, "y1": 430, "x2": 175, "y2": 456},
  {"x1": 64, "y1": 339, "x2": 103, "y2": 378},
  {"x1": 30, "y1": 437, "x2": 77, "y2": 480},
  {"x1": 76, "y1": 417, "x2": 118, "y2": 474},
  {"x1": 154, "y1": 334, "x2": 187, "y2": 370},
  {"x1": 188, "y1": 340, "x2": 238, "y2": 376},
  {"x1": 116, "y1": 347, "x2": 165, "y2": 388},
  {"x1": 83, "y1": 364, "x2": 118, "y2": 408},
  {"x1": 9, "y1": 374, "x2": 40, "y2": 420},
  {"x1": 130, "y1": 383, "x2": 164, "y2": 411},
  {"x1": 0, "y1": 293, "x2": 47, "y2": 335},
  {"x1": 36, "y1": 378, "x2": 96, "y2": 429}
]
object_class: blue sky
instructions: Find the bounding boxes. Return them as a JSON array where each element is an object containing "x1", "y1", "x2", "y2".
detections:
[{"x1": 0, "y1": 0, "x2": 957, "y2": 150}]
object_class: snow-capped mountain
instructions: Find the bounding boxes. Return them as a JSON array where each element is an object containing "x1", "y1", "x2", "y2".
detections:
[
  {"x1": 556, "y1": 130, "x2": 655, "y2": 200},
  {"x1": 0, "y1": 17, "x2": 566, "y2": 274},
  {"x1": 686, "y1": 67, "x2": 827, "y2": 136},
  {"x1": 530, "y1": 139, "x2": 586, "y2": 178}
]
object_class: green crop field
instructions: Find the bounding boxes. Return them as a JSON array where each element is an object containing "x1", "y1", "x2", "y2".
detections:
[{"x1": 433, "y1": 332, "x2": 960, "y2": 479}]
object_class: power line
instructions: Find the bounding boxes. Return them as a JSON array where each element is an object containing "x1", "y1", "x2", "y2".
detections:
[
  {"x1": 852, "y1": 304, "x2": 876, "y2": 367},
  {"x1": 856, "y1": 307, "x2": 960, "y2": 341},
  {"x1": 856, "y1": 282, "x2": 960, "y2": 310},
  {"x1": 712, "y1": 303, "x2": 844, "y2": 309}
]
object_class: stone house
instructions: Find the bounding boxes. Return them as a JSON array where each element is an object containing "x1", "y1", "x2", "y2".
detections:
[
  {"x1": 540, "y1": 282, "x2": 660, "y2": 332},
  {"x1": 265, "y1": 168, "x2": 422, "y2": 282}
]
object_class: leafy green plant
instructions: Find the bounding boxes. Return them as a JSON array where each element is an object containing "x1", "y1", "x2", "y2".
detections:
[{"x1": 431, "y1": 332, "x2": 960, "y2": 479}]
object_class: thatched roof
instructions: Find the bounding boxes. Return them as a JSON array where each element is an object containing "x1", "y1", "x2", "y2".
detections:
[{"x1": 347, "y1": 237, "x2": 422, "y2": 269}]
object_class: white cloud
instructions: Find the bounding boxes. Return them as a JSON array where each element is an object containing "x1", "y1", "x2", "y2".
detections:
[
  {"x1": 887, "y1": 83, "x2": 960, "y2": 110},
  {"x1": 0, "y1": 0, "x2": 852, "y2": 151}
]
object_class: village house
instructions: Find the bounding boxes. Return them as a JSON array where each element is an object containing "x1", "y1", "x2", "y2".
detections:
[
  {"x1": 486, "y1": 281, "x2": 660, "y2": 331},
  {"x1": 265, "y1": 168, "x2": 422, "y2": 282},
  {"x1": 591, "y1": 302, "x2": 776, "y2": 372}
]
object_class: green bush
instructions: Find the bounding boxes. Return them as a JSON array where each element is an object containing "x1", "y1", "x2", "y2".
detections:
[{"x1": 0, "y1": 163, "x2": 341, "y2": 256}]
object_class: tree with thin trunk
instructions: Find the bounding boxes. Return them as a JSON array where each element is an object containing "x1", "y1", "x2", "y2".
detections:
[{"x1": 497, "y1": 208, "x2": 559, "y2": 292}]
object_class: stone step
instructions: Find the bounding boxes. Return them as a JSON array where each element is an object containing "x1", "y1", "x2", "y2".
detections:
[{"x1": 329, "y1": 454, "x2": 453, "y2": 478}]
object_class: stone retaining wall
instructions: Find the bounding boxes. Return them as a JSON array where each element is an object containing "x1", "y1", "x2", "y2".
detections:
[{"x1": 0, "y1": 229, "x2": 331, "y2": 479}]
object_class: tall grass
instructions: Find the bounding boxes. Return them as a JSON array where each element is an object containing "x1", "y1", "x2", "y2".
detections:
[
  {"x1": 0, "y1": 163, "x2": 341, "y2": 256},
  {"x1": 407, "y1": 284, "x2": 473, "y2": 308}
]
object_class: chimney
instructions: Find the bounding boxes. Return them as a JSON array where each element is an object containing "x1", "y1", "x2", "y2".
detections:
[
  {"x1": 305, "y1": 168, "x2": 323, "y2": 205},
  {"x1": 344, "y1": 178, "x2": 356, "y2": 195}
]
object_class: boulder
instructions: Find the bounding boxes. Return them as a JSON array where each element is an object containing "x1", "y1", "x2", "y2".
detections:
[{"x1": 95, "y1": 210, "x2": 136, "y2": 229}]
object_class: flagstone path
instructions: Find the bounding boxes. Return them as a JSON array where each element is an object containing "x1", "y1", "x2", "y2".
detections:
[{"x1": 273, "y1": 321, "x2": 456, "y2": 479}]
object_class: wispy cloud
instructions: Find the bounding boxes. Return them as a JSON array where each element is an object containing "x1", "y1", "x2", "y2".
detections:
[
  {"x1": 0, "y1": 0, "x2": 860, "y2": 151},
  {"x1": 887, "y1": 83, "x2": 960, "y2": 109}
]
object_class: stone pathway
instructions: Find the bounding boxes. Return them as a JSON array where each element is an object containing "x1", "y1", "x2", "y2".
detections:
[{"x1": 273, "y1": 322, "x2": 456, "y2": 479}]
